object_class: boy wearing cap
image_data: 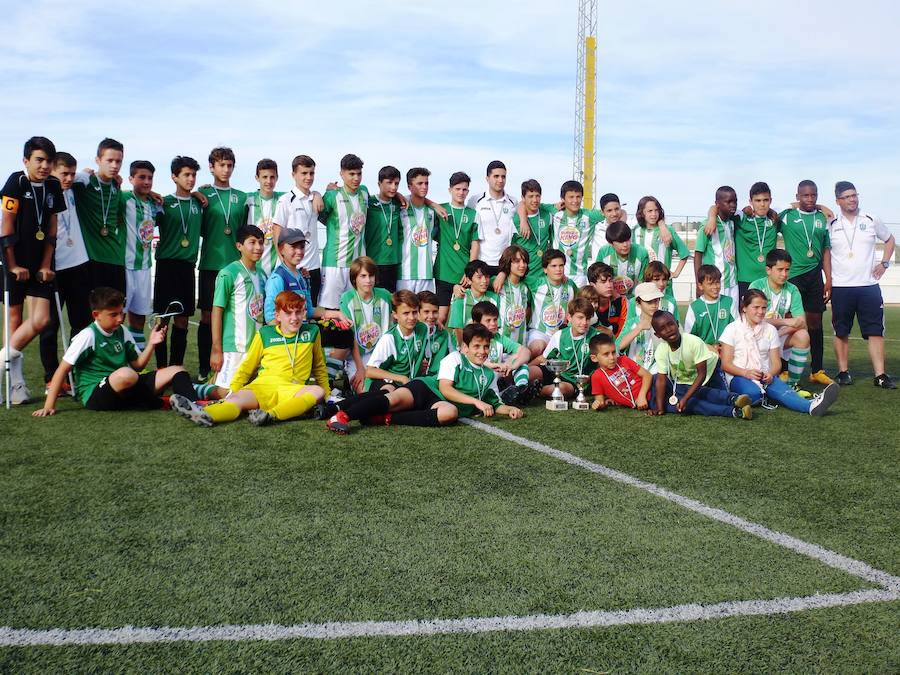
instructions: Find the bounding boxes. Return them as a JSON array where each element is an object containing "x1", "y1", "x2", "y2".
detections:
[{"x1": 616, "y1": 282, "x2": 664, "y2": 374}]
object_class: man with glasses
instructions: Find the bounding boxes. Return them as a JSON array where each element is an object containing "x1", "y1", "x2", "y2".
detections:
[{"x1": 828, "y1": 181, "x2": 896, "y2": 388}]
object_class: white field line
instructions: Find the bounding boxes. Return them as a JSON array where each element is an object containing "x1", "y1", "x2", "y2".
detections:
[
  {"x1": 1, "y1": 589, "x2": 897, "y2": 647},
  {"x1": 462, "y1": 419, "x2": 900, "y2": 593}
]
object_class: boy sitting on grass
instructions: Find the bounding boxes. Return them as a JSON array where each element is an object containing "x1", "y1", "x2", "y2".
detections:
[
  {"x1": 418, "y1": 290, "x2": 452, "y2": 376},
  {"x1": 526, "y1": 248, "x2": 578, "y2": 360},
  {"x1": 529, "y1": 298, "x2": 598, "y2": 401},
  {"x1": 589, "y1": 332, "x2": 652, "y2": 411},
  {"x1": 616, "y1": 282, "x2": 664, "y2": 373},
  {"x1": 34, "y1": 287, "x2": 198, "y2": 416},
  {"x1": 171, "y1": 291, "x2": 328, "y2": 427},
  {"x1": 472, "y1": 300, "x2": 537, "y2": 405},
  {"x1": 325, "y1": 323, "x2": 523, "y2": 433}
]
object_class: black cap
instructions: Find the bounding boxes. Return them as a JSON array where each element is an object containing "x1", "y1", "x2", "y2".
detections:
[{"x1": 278, "y1": 229, "x2": 307, "y2": 246}]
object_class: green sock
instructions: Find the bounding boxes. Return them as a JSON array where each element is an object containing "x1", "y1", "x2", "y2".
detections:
[
  {"x1": 788, "y1": 347, "x2": 809, "y2": 385},
  {"x1": 193, "y1": 383, "x2": 219, "y2": 399},
  {"x1": 129, "y1": 326, "x2": 147, "y2": 353},
  {"x1": 513, "y1": 364, "x2": 530, "y2": 387}
]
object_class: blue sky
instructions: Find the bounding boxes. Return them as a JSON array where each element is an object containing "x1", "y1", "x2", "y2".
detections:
[{"x1": 3, "y1": 0, "x2": 898, "y2": 223}]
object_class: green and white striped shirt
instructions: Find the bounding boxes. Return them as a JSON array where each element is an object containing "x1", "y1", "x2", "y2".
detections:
[
  {"x1": 246, "y1": 190, "x2": 283, "y2": 277},
  {"x1": 121, "y1": 192, "x2": 161, "y2": 271},
  {"x1": 212, "y1": 260, "x2": 267, "y2": 353},
  {"x1": 321, "y1": 186, "x2": 368, "y2": 267},
  {"x1": 528, "y1": 277, "x2": 578, "y2": 334},
  {"x1": 399, "y1": 204, "x2": 436, "y2": 280}
]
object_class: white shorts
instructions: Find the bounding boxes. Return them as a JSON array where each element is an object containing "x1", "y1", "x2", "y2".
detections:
[
  {"x1": 319, "y1": 266, "x2": 351, "y2": 309},
  {"x1": 527, "y1": 329, "x2": 551, "y2": 346},
  {"x1": 396, "y1": 278, "x2": 435, "y2": 294},
  {"x1": 215, "y1": 351, "x2": 245, "y2": 388},
  {"x1": 125, "y1": 268, "x2": 152, "y2": 316}
]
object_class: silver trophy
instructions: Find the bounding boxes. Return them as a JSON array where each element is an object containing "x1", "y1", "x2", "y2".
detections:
[
  {"x1": 572, "y1": 374, "x2": 591, "y2": 410},
  {"x1": 544, "y1": 359, "x2": 570, "y2": 411}
]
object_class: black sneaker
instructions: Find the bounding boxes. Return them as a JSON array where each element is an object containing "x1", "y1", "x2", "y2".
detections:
[
  {"x1": 313, "y1": 401, "x2": 339, "y2": 420},
  {"x1": 517, "y1": 378, "x2": 544, "y2": 405},
  {"x1": 809, "y1": 383, "x2": 840, "y2": 416},
  {"x1": 873, "y1": 373, "x2": 897, "y2": 389},
  {"x1": 500, "y1": 384, "x2": 520, "y2": 405},
  {"x1": 836, "y1": 371, "x2": 852, "y2": 386}
]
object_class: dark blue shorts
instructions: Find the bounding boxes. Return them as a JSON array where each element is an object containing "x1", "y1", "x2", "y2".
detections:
[{"x1": 830, "y1": 285, "x2": 884, "y2": 339}]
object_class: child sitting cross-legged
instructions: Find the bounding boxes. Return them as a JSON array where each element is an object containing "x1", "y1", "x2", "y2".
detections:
[
  {"x1": 588, "y1": 332, "x2": 652, "y2": 411},
  {"x1": 171, "y1": 291, "x2": 328, "y2": 427},
  {"x1": 472, "y1": 300, "x2": 539, "y2": 406},
  {"x1": 529, "y1": 297, "x2": 598, "y2": 402}
]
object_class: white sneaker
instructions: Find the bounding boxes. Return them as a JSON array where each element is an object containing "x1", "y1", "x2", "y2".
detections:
[
  {"x1": 247, "y1": 409, "x2": 272, "y2": 426},
  {"x1": 10, "y1": 382, "x2": 32, "y2": 405},
  {"x1": 809, "y1": 382, "x2": 839, "y2": 417}
]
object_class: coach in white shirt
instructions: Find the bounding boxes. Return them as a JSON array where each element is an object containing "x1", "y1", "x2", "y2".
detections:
[
  {"x1": 467, "y1": 160, "x2": 517, "y2": 276},
  {"x1": 828, "y1": 181, "x2": 896, "y2": 388}
]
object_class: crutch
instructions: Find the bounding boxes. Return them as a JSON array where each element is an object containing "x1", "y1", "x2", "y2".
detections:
[
  {"x1": 53, "y1": 288, "x2": 76, "y2": 395},
  {"x1": 150, "y1": 300, "x2": 186, "y2": 327},
  {"x1": 0, "y1": 232, "x2": 17, "y2": 411}
]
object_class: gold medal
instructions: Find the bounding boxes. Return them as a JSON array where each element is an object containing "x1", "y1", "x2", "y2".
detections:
[
  {"x1": 35, "y1": 230, "x2": 45, "y2": 241},
  {"x1": 181, "y1": 238, "x2": 190, "y2": 248},
  {"x1": 453, "y1": 242, "x2": 461, "y2": 251},
  {"x1": 806, "y1": 249, "x2": 814, "y2": 258},
  {"x1": 385, "y1": 238, "x2": 392, "y2": 246},
  {"x1": 494, "y1": 227, "x2": 501, "y2": 235},
  {"x1": 100, "y1": 226, "x2": 109, "y2": 237},
  {"x1": 224, "y1": 227, "x2": 232, "y2": 235},
  {"x1": 848, "y1": 251, "x2": 854, "y2": 259},
  {"x1": 668, "y1": 395, "x2": 678, "y2": 406},
  {"x1": 757, "y1": 255, "x2": 764, "y2": 263}
]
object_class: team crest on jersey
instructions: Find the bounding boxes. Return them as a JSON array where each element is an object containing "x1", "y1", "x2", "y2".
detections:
[
  {"x1": 230, "y1": 194, "x2": 239, "y2": 204},
  {"x1": 859, "y1": 222, "x2": 867, "y2": 231},
  {"x1": 558, "y1": 225, "x2": 579, "y2": 247},
  {"x1": 502, "y1": 207, "x2": 509, "y2": 214},
  {"x1": 718, "y1": 309, "x2": 728, "y2": 320},
  {"x1": 300, "y1": 331, "x2": 311, "y2": 342}
]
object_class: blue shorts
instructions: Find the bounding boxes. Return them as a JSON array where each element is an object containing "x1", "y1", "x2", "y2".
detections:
[{"x1": 830, "y1": 285, "x2": 884, "y2": 339}]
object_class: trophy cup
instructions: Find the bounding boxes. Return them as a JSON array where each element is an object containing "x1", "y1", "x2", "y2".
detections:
[
  {"x1": 544, "y1": 359, "x2": 570, "y2": 411},
  {"x1": 572, "y1": 374, "x2": 590, "y2": 410}
]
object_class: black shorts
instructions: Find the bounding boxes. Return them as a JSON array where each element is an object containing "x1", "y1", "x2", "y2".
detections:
[
  {"x1": 3, "y1": 269, "x2": 53, "y2": 305},
  {"x1": 154, "y1": 259, "x2": 196, "y2": 315},
  {"x1": 401, "y1": 378, "x2": 442, "y2": 409},
  {"x1": 367, "y1": 378, "x2": 396, "y2": 392},
  {"x1": 434, "y1": 279, "x2": 455, "y2": 307},
  {"x1": 484, "y1": 264, "x2": 500, "y2": 278},
  {"x1": 316, "y1": 321, "x2": 353, "y2": 349},
  {"x1": 89, "y1": 261, "x2": 126, "y2": 294},
  {"x1": 737, "y1": 281, "x2": 751, "y2": 305},
  {"x1": 537, "y1": 365, "x2": 557, "y2": 386},
  {"x1": 789, "y1": 266, "x2": 826, "y2": 314},
  {"x1": 197, "y1": 269, "x2": 218, "y2": 311},
  {"x1": 831, "y1": 285, "x2": 884, "y2": 339},
  {"x1": 85, "y1": 371, "x2": 162, "y2": 411},
  {"x1": 376, "y1": 264, "x2": 398, "y2": 293}
]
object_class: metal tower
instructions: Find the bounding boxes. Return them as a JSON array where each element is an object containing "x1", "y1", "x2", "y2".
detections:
[{"x1": 574, "y1": 0, "x2": 598, "y2": 208}]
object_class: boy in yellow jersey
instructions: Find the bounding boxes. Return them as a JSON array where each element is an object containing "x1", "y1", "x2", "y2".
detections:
[{"x1": 171, "y1": 291, "x2": 329, "y2": 426}]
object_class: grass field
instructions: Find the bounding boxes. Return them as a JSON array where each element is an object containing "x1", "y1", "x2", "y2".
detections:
[{"x1": 1, "y1": 308, "x2": 898, "y2": 672}]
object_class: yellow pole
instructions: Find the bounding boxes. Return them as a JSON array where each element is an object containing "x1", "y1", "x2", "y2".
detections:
[{"x1": 583, "y1": 35, "x2": 596, "y2": 209}]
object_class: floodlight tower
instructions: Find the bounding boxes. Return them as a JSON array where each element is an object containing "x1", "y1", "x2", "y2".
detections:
[{"x1": 574, "y1": 0, "x2": 598, "y2": 208}]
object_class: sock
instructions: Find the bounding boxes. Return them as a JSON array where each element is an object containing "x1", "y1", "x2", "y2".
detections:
[
  {"x1": 810, "y1": 328, "x2": 824, "y2": 372},
  {"x1": 205, "y1": 401, "x2": 241, "y2": 423},
  {"x1": 336, "y1": 388, "x2": 381, "y2": 411},
  {"x1": 154, "y1": 339, "x2": 168, "y2": 369},
  {"x1": 271, "y1": 392, "x2": 317, "y2": 421},
  {"x1": 198, "y1": 322, "x2": 212, "y2": 377},
  {"x1": 193, "y1": 383, "x2": 219, "y2": 400},
  {"x1": 171, "y1": 325, "x2": 188, "y2": 366},
  {"x1": 128, "y1": 325, "x2": 147, "y2": 353},
  {"x1": 1, "y1": 347, "x2": 24, "y2": 385},
  {"x1": 513, "y1": 364, "x2": 530, "y2": 387},
  {"x1": 171, "y1": 371, "x2": 198, "y2": 401},
  {"x1": 343, "y1": 393, "x2": 390, "y2": 421},
  {"x1": 788, "y1": 347, "x2": 810, "y2": 385},
  {"x1": 391, "y1": 409, "x2": 441, "y2": 427}
]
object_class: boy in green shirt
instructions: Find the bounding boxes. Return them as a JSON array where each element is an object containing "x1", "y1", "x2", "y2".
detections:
[
  {"x1": 641, "y1": 261, "x2": 680, "y2": 321},
  {"x1": 511, "y1": 179, "x2": 555, "y2": 291},
  {"x1": 549, "y1": 180, "x2": 605, "y2": 287},
  {"x1": 530, "y1": 298, "x2": 598, "y2": 401},
  {"x1": 694, "y1": 186, "x2": 740, "y2": 319},
  {"x1": 245, "y1": 158, "x2": 284, "y2": 277},
  {"x1": 417, "y1": 290, "x2": 452, "y2": 377},
  {"x1": 594, "y1": 220, "x2": 651, "y2": 299},
  {"x1": 211, "y1": 224, "x2": 266, "y2": 388},
  {"x1": 364, "y1": 165, "x2": 404, "y2": 293},
  {"x1": 448, "y1": 259, "x2": 498, "y2": 344},
  {"x1": 340, "y1": 256, "x2": 394, "y2": 394},
  {"x1": 684, "y1": 264, "x2": 734, "y2": 349},
  {"x1": 495, "y1": 245, "x2": 532, "y2": 345},
  {"x1": 434, "y1": 171, "x2": 480, "y2": 324},
  {"x1": 472, "y1": 300, "x2": 535, "y2": 405},
  {"x1": 198, "y1": 147, "x2": 248, "y2": 381},
  {"x1": 526, "y1": 248, "x2": 578, "y2": 359},
  {"x1": 735, "y1": 181, "x2": 781, "y2": 300},
  {"x1": 748, "y1": 249, "x2": 811, "y2": 393}
]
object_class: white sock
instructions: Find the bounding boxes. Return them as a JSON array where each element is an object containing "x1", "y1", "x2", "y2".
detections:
[{"x1": 1, "y1": 347, "x2": 24, "y2": 384}]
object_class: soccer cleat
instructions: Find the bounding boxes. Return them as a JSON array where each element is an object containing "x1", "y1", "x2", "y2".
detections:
[
  {"x1": 732, "y1": 404, "x2": 753, "y2": 420},
  {"x1": 194, "y1": 372, "x2": 211, "y2": 385},
  {"x1": 248, "y1": 409, "x2": 273, "y2": 426},
  {"x1": 516, "y1": 379, "x2": 543, "y2": 406},
  {"x1": 327, "y1": 388, "x2": 344, "y2": 404},
  {"x1": 732, "y1": 394, "x2": 753, "y2": 408},
  {"x1": 836, "y1": 371, "x2": 852, "y2": 386},
  {"x1": 809, "y1": 383, "x2": 840, "y2": 417},
  {"x1": 43, "y1": 381, "x2": 74, "y2": 397},
  {"x1": 789, "y1": 383, "x2": 812, "y2": 399},
  {"x1": 326, "y1": 411, "x2": 351, "y2": 434},
  {"x1": 808, "y1": 369, "x2": 834, "y2": 386},
  {"x1": 362, "y1": 413, "x2": 392, "y2": 427},
  {"x1": 170, "y1": 394, "x2": 213, "y2": 427},
  {"x1": 499, "y1": 384, "x2": 520, "y2": 405},
  {"x1": 10, "y1": 383, "x2": 32, "y2": 405},
  {"x1": 779, "y1": 371, "x2": 789, "y2": 383},
  {"x1": 313, "y1": 401, "x2": 339, "y2": 420},
  {"x1": 873, "y1": 373, "x2": 897, "y2": 389}
]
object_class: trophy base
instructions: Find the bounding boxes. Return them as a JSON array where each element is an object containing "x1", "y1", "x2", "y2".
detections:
[
  {"x1": 571, "y1": 401, "x2": 590, "y2": 411},
  {"x1": 546, "y1": 399, "x2": 569, "y2": 411}
]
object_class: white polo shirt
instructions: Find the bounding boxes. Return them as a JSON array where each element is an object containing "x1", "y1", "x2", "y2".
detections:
[
  {"x1": 468, "y1": 191, "x2": 518, "y2": 266},
  {"x1": 828, "y1": 211, "x2": 891, "y2": 287},
  {"x1": 273, "y1": 187, "x2": 320, "y2": 271},
  {"x1": 54, "y1": 188, "x2": 89, "y2": 271}
]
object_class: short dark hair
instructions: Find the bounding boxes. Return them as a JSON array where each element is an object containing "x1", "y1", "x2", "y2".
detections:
[
  {"x1": 449, "y1": 171, "x2": 471, "y2": 187},
  {"x1": 406, "y1": 167, "x2": 430, "y2": 184},
  {"x1": 697, "y1": 264, "x2": 722, "y2": 283},
  {"x1": 644, "y1": 260, "x2": 670, "y2": 281},
  {"x1": 797, "y1": 179, "x2": 817, "y2": 191},
  {"x1": 417, "y1": 290, "x2": 439, "y2": 307},
  {"x1": 605, "y1": 220, "x2": 632, "y2": 244},
  {"x1": 23, "y1": 136, "x2": 56, "y2": 160},
  {"x1": 560, "y1": 180, "x2": 583, "y2": 198},
  {"x1": 635, "y1": 195, "x2": 665, "y2": 226},
  {"x1": 392, "y1": 289, "x2": 419, "y2": 310},
  {"x1": 129, "y1": 160, "x2": 155, "y2": 176},
  {"x1": 741, "y1": 288, "x2": 768, "y2": 310},
  {"x1": 568, "y1": 297, "x2": 595, "y2": 319},
  {"x1": 462, "y1": 322, "x2": 493, "y2": 345},
  {"x1": 599, "y1": 193, "x2": 620, "y2": 210},
  {"x1": 541, "y1": 248, "x2": 566, "y2": 269},
  {"x1": 340, "y1": 154, "x2": 363, "y2": 171},
  {"x1": 97, "y1": 138, "x2": 123, "y2": 157},
  {"x1": 521, "y1": 179, "x2": 542, "y2": 196},
  {"x1": 651, "y1": 310, "x2": 676, "y2": 328},
  {"x1": 589, "y1": 332, "x2": 616, "y2": 353},
  {"x1": 498, "y1": 245, "x2": 529, "y2": 276},
  {"x1": 236, "y1": 224, "x2": 264, "y2": 244},
  {"x1": 171, "y1": 156, "x2": 200, "y2": 175},
  {"x1": 378, "y1": 165, "x2": 401, "y2": 183},
  {"x1": 765, "y1": 249, "x2": 792, "y2": 267},
  {"x1": 256, "y1": 158, "x2": 278, "y2": 175},
  {"x1": 89, "y1": 286, "x2": 125, "y2": 310},
  {"x1": 53, "y1": 151, "x2": 76, "y2": 168},
  {"x1": 486, "y1": 160, "x2": 506, "y2": 176},
  {"x1": 292, "y1": 155, "x2": 316, "y2": 171},
  {"x1": 835, "y1": 180, "x2": 855, "y2": 197},
  {"x1": 471, "y1": 300, "x2": 499, "y2": 323},
  {"x1": 715, "y1": 185, "x2": 737, "y2": 200},
  {"x1": 587, "y1": 261, "x2": 614, "y2": 283},
  {"x1": 464, "y1": 259, "x2": 490, "y2": 279},
  {"x1": 749, "y1": 181, "x2": 771, "y2": 198},
  {"x1": 209, "y1": 147, "x2": 235, "y2": 165}
]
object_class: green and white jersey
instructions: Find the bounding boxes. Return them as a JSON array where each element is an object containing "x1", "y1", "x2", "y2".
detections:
[
  {"x1": 778, "y1": 208, "x2": 831, "y2": 278},
  {"x1": 617, "y1": 305, "x2": 662, "y2": 373},
  {"x1": 447, "y1": 289, "x2": 499, "y2": 329},
  {"x1": 246, "y1": 190, "x2": 283, "y2": 277},
  {"x1": 632, "y1": 224, "x2": 691, "y2": 270},
  {"x1": 367, "y1": 322, "x2": 430, "y2": 381},
  {"x1": 425, "y1": 350, "x2": 502, "y2": 418},
  {"x1": 543, "y1": 326, "x2": 598, "y2": 384},
  {"x1": 212, "y1": 260, "x2": 267, "y2": 353},
  {"x1": 399, "y1": 203, "x2": 437, "y2": 280},
  {"x1": 63, "y1": 322, "x2": 140, "y2": 406},
  {"x1": 528, "y1": 277, "x2": 578, "y2": 334},
  {"x1": 626, "y1": 295, "x2": 679, "y2": 327},
  {"x1": 199, "y1": 186, "x2": 247, "y2": 272},
  {"x1": 364, "y1": 195, "x2": 402, "y2": 266},
  {"x1": 694, "y1": 216, "x2": 738, "y2": 288},
  {"x1": 512, "y1": 203, "x2": 556, "y2": 290},
  {"x1": 434, "y1": 203, "x2": 480, "y2": 284},
  {"x1": 593, "y1": 244, "x2": 651, "y2": 298},
  {"x1": 339, "y1": 287, "x2": 394, "y2": 357},
  {"x1": 735, "y1": 214, "x2": 780, "y2": 283},
  {"x1": 422, "y1": 326, "x2": 452, "y2": 376},
  {"x1": 684, "y1": 296, "x2": 734, "y2": 344},
  {"x1": 496, "y1": 279, "x2": 531, "y2": 345},
  {"x1": 488, "y1": 332, "x2": 521, "y2": 365},
  {"x1": 156, "y1": 195, "x2": 202, "y2": 263},
  {"x1": 321, "y1": 186, "x2": 369, "y2": 267},
  {"x1": 551, "y1": 208, "x2": 605, "y2": 280},
  {"x1": 73, "y1": 173, "x2": 125, "y2": 266},
  {"x1": 748, "y1": 278, "x2": 803, "y2": 320},
  {"x1": 120, "y1": 192, "x2": 160, "y2": 271}
]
